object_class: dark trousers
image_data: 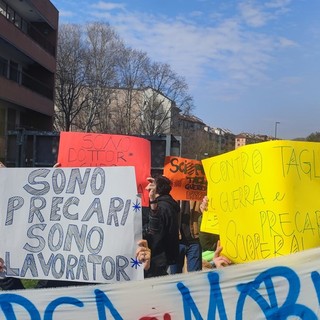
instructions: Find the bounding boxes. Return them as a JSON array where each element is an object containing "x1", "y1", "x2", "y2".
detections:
[{"x1": 170, "y1": 242, "x2": 202, "y2": 274}]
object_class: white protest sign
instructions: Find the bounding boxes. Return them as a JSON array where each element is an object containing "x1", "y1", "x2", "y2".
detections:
[
  {"x1": 0, "y1": 166, "x2": 143, "y2": 283},
  {"x1": 0, "y1": 247, "x2": 320, "y2": 319}
]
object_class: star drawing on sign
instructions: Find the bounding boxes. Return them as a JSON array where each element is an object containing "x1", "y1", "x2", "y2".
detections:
[
  {"x1": 132, "y1": 199, "x2": 141, "y2": 212},
  {"x1": 131, "y1": 257, "x2": 141, "y2": 269}
]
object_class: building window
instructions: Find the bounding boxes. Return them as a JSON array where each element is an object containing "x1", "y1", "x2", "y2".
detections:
[
  {"x1": 0, "y1": 0, "x2": 6, "y2": 17},
  {"x1": 0, "y1": 56, "x2": 8, "y2": 77},
  {"x1": 6, "y1": 5, "x2": 13, "y2": 21},
  {"x1": 9, "y1": 61, "x2": 20, "y2": 83},
  {"x1": 14, "y1": 12, "x2": 22, "y2": 28}
]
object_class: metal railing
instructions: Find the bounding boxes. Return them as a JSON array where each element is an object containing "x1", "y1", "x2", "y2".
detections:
[{"x1": 0, "y1": 59, "x2": 53, "y2": 100}]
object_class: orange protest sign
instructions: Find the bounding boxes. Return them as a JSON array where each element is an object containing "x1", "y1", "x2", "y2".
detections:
[
  {"x1": 57, "y1": 131, "x2": 151, "y2": 206},
  {"x1": 163, "y1": 156, "x2": 207, "y2": 201}
]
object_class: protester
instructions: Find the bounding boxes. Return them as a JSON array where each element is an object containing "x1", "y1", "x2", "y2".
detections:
[
  {"x1": 143, "y1": 175, "x2": 180, "y2": 278},
  {"x1": 170, "y1": 200, "x2": 202, "y2": 274}
]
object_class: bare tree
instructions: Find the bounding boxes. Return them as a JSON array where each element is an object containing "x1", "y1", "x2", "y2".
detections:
[
  {"x1": 76, "y1": 22, "x2": 123, "y2": 133},
  {"x1": 138, "y1": 88, "x2": 174, "y2": 135},
  {"x1": 54, "y1": 24, "x2": 87, "y2": 131},
  {"x1": 146, "y1": 62, "x2": 194, "y2": 114},
  {"x1": 137, "y1": 61, "x2": 194, "y2": 135},
  {"x1": 112, "y1": 48, "x2": 149, "y2": 134},
  {"x1": 54, "y1": 23, "x2": 196, "y2": 139}
]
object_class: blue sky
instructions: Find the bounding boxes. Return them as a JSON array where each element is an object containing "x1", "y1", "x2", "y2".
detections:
[{"x1": 50, "y1": 0, "x2": 320, "y2": 139}]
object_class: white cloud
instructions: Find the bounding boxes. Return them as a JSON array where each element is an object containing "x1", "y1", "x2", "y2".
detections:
[
  {"x1": 277, "y1": 37, "x2": 297, "y2": 48},
  {"x1": 58, "y1": 9, "x2": 75, "y2": 18},
  {"x1": 265, "y1": 0, "x2": 292, "y2": 9},
  {"x1": 238, "y1": 1, "x2": 269, "y2": 27},
  {"x1": 89, "y1": 2, "x2": 281, "y2": 100},
  {"x1": 90, "y1": 1, "x2": 125, "y2": 11},
  {"x1": 189, "y1": 11, "x2": 203, "y2": 17},
  {"x1": 238, "y1": 0, "x2": 292, "y2": 27}
]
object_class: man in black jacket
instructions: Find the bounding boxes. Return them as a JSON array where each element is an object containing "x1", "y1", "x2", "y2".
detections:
[{"x1": 143, "y1": 175, "x2": 180, "y2": 278}]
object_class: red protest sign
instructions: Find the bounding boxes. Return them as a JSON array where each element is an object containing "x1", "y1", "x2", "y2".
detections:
[{"x1": 57, "y1": 131, "x2": 151, "y2": 206}]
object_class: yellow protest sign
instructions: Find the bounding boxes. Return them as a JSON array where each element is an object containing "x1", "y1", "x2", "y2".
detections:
[
  {"x1": 202, "y1": 140, "x2": 320, "y2": 263},
  {"x1": 199, "y1": 196, "x2": 220, "y2": 234}
]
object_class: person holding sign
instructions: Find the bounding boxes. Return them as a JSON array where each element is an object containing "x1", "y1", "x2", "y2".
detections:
[
  {"x1": 135, "y1": 239, "x2": 151, "y2": 271},
  {"x1": 143, "y1": 175, "x2": 180, "y2": 278},
  {"x1": 211, "y1": 240, "x2": 232, "y2": 268}
]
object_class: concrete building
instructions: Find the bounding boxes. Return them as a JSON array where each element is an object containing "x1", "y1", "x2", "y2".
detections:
[
  {"x1": 71, "y1": 86, "x2": 180, "y2": 136},
  {"x1": 0, "y1": 0, "x2": 58, "y2": 163}
]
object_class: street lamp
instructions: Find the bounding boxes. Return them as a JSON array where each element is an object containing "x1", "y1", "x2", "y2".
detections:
[{"x1": 275, "y1": 121, "x2": 280, "y2": 139}]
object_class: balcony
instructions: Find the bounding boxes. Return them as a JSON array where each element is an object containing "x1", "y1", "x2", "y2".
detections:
[
  {"x1": 0, "y1": 56, "x2": 53, "y2": 100},
  {"x1": 0, "y1": 0, "x2": 57, "y2": 72},
  {"x1": 0, "y1": 0, "x2": 56, "y2": 55}
]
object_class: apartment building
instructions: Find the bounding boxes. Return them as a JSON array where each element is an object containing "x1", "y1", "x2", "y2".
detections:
[
  {"x1": 70, "y1": 86, "x2": 180, "y2": 136},
  {"x1": 235, "y1": 132, "x2": 271, "y2": 149},
  {"x1": 0, "y1": 0, "x2": 58, "y2": 163}
]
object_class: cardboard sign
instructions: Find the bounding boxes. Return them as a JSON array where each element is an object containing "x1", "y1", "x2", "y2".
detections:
[
  {"x1": 57, "y1": 132, "x2": 151, "y2": 206},
  {"x1": 1, "y1": 247, "x2": 320, "y2": 319},
  {"x1": 202, "y1": 140, "x2": 320, "y2": 263},
  {"x1": 164, "y1": 156, "x2": 207, "y2": 201},
  {"x1": 0, "y1": 167, "x2": 143, "y2": 283}
]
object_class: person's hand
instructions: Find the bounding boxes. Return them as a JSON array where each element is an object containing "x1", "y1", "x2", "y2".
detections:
[
  {"x1": 0, "y1": 162, "x2": 6, "y2": 168},
  {"x1": 146, "y1": 177, "x2": 158, "y2": 210},
  {"x1": 202, "y1": 259, "x2": 213, "y2": 270},
  {"x1": 0, "y1": 257, "x2": 5, "y2": 273},
  {"x1": 145, "y1": 177, "x2": 156, "y2": 201},
  {"x1": 200, "y1": 195, "x2": 208, "y2": 213},
  {"x1": 212, "y1": 240, "x2": 232, "y2": 268},
  {"x1": 136, "y1": 239, "x2": 151, "y2": 271}
]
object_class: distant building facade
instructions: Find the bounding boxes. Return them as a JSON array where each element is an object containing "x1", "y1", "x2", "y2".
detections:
[
  {"x1": 0, "y1": 0, "x2": 58, "y2": 163},
  {"x1": 235, "y1": 133, "x2": 271, "y2": 149},
  {"x1": 172, "y1": 114, "x2": 235, "y2": 159},
  {"x1": 108, "y1": 87, "x2": 180, "y2": 135},
  {"x1": 69, "y1": 86, "x2": 180, "y2": 136}
]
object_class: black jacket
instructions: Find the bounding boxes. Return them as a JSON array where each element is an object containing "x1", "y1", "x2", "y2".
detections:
[
  {"x1": 143, "y1": 194, "x2": 180, "y2": 277},
  {"x1": 179, "y1": 200, "x2": 201, "y2": 244}
]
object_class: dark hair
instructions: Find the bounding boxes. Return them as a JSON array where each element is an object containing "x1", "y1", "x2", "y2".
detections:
[{"x1": 155, "y1": 175, "x2": 172, "y2": 195}]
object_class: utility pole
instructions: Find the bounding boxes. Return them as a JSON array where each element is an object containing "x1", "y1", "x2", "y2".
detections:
[{"x1": 275, "y1": 121, "x2": 280, "y2": 139}]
